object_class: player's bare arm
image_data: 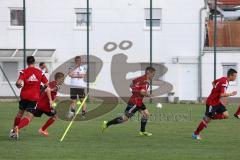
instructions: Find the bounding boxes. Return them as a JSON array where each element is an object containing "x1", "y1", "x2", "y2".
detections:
[
  {"x1": 68, "y1": 69, "x2": 74, "y2": 78},
  {"x1": 15, "y1": 79, "x2": 23, "y2": 89},
  {"x1": 220, "y1": 91, "x2": 237, "y2": 97},
  {"x1": 46, "y1": 87, "x2": 53, "y2": 106},
  {"x1": 221, "y1": 97, "x2": 227, "y2": 106},
  {"x1": 68, "y1": 68, "x2": 85, "y2": 78},
  {"x1": 140, "y1": 89, "x2": 153, "y2": 97},
  {"x1": 68, "y1": 66, "x2": 78, "y2": 78},
  {"x1": 76, "y1": 73, "x2": 86, "y2": 78},
  {"x1": 70, "y1": 74, "x2": 85, "y2": 79},
  {"x1": 212, "y1": 81, "x2": 216, "y2": 88}
]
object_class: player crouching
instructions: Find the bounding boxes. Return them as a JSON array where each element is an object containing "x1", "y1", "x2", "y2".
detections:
[{"x1": 13, "y1": 72, "x2": 65, "y2": 139}]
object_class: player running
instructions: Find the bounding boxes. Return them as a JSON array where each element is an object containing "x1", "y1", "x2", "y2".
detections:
[
  {"x1": 234, "y1": 106, "x2": 240, "y2": 119},
  {"x1": 14, "y1": 72, "x2": 65, "y2": 138},
  {"x1": 102, "y1": 66, "x2": 156, "y2": 136},
  {"x1": 192, "y1": 68, "x2": 237, "y2": 140},
  {"x1": 10, "y1": 56, "x2": 48, "y2": 139}
]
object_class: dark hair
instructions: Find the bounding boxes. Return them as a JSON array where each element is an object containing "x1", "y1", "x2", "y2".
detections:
[
  {"x1": 75, "y1": 56, "x2": 81, "y2": 61},
  {"x1": 27, "y1": 56, "x2": 35, "y2": 65},
  {"x1": 145, "y1": 66, "x2": 156, "y2": 74},
  {"x1": 227, "y1": 68, "x2": 237, "y2": 77},
  {"x1": 39, "y1": 62, "x2": 45, "y2": 67},
  {"x1": 54, "y1": 72, "x2": 65, "y2": 80}
]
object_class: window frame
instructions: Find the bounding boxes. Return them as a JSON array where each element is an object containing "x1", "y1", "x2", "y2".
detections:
[
  {"x1": 8, "y1": 7, "x2": 24, "y2": 30},
  {"x1": 74, "y1": 8, "x2": 92, "y2": 30},
  {"x1": 144, "y1": 8, "x2": 162, "y2": 31}
]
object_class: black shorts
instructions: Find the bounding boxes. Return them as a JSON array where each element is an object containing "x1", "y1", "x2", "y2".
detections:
[
  {"x1": 205, "y1": 104, "x2": 227, "y2": 118},
  {"x1": 124, "y1": 103, "x2": 147, "y2": 118},
  {"x1": 33, "y1": 108, "x2": 57, "y2": 117},
  {"x1": 70, "y1": 88, "x2": 85, "y2": 99},
  {"x1": 19, "y1": 99, "x2": 37, "y2": 113}
]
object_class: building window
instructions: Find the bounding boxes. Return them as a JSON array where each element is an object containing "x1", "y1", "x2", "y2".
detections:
[
  {"x1": 75, "y1": 8, "x2": 92, "y2": 28},
  {"x1": 144, "y1": 8, "x2": 162, "y2": 29},
  {"x1": 1, "y1": 62, "x2": 18, "y2": 82},
  {"x1": 10, "y1": 8, "x2": 23, "y2": 26},
  {"x1": 222, "y1": 63, "x2": 238, "y2": 85}
]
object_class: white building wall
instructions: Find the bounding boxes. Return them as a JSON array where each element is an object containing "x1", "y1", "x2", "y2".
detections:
[
  {"x1": 0, "y1": 0, "x2": 205, "y2": 100},
  {"x1": 202, "y1": 51, "x2": 240, "y2": 98}
]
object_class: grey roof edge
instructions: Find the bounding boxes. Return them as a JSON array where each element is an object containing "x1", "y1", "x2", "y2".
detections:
[{"x1": 204, "y1": 47, "x2": 240, "y2": 52}]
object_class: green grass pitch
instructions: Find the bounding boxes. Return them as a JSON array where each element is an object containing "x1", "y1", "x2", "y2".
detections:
[{"x1": 1, "y1": 102, "x2": 240, "y2": 160}]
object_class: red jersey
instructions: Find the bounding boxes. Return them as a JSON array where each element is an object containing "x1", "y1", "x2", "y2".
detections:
[
  {"x1": 206, "y1": 77, "x2": 228, "y2": 106},
  {"x1": 37, "y1": 81, "x2": 59, "y2": 112},
  {"x1": 128, "y1": 75, "x2": 150, "y2": 107},
  {"x1": 18, "y1": 66, "x2": 48, "y2": 101}
]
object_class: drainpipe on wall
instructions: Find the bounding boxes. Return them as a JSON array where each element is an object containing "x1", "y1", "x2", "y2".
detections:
[{"x1": 198, "y1": 0, "x2": 208, "y2": 103}]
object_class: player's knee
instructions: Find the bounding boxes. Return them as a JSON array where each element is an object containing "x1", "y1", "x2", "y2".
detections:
[
  {"x1": 17, "y1": 110, "x2": 24, "y2": 117},
  {"x1": 203, "y1": 115, "x2": 211, "y2": 122},
  {"x1": 52, "y1": 115, "x2": 58, "y2": 120},
  {"x1": 124, "y1": 112, "x2": 133, "y2": 120},
  {"x1": 71, "y1": 100, "x2": 77, "y2": 104},
  {"x1": 146, "y1": 112, "x2": 150, "y2": 118},
  {"x1": 143, "y1": 112, "x2": 150, "y2": 118},
  {"x1": 224, "y1": 113, "x2": 229, "y2": 119},
  {"x1": 26, "y1": 113, "x2": 34, "y2": 120},
  {"x1": 123, "y1": 115, "x2": 129, "y2": 121},
  {"x1": 17, "y1": 112, "x2": 23, "y2": 118},
  {"x1": 222, "y1": 111, "x2": 229, "y2": 119}
]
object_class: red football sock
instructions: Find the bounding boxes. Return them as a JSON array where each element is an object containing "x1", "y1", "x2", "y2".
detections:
[
  {"x1": 41, "y1": 118, "x2": 55, "y2": 131},
  {"x1": 18, "y1": 117, "x2": 31, "y2": 129},
  {"x1": 213, "y1": 114, "x2": 225, "y2": 120},
  {"x1": 235, "y1": 106, "x2": 240, "y2": 115},
  {"x1": 14, "y1": 115, "x2": 22, "y2": 127},
  {"x1": 194, "y1": 120, "x2": 209, "y2": 135}
]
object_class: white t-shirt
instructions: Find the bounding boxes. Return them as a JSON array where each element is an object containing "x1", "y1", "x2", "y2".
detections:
[
  {"x1": 41, "y1": 68, "x2": 46, "y2": 74},
  {"x1": 69, "y1": 65, "x2": 87, "y2": 87},
  {"x1": 40, "y1": 68, "x2": 49, "y2": 80}
]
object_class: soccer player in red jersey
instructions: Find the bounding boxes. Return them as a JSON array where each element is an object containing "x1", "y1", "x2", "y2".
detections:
[
  {"x1": 192, "y1": 68, "x2": 237, "y2": 140},
  {"x1": 102, "y1": 66, "x2": 156, "y2": 136},
  {"x1": 234, "y1": 106, "x2": 240, "y2": 119},
  {"x1": 10, "y1": 56, "x2": 48, "y2": 139},
  {"x1": 234, "y1": 97, "x2": 240, "y2": 118},
  {"x1": 14, "y1": 72, "x2": 65, "y2": 138}
]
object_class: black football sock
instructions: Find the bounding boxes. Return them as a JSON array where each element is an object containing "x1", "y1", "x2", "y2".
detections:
[
  {"x1": 81, "y1": 110, "x2": 86, "y2": 116},
  {"x1": 70, "y1": 106, "x2": 76, "y2": 113},
  {"x1": 140, "y1": 117, "x2": 148, "y2": 132},
  {"x1": 107, "y1": 116, "x2": 124, "y2": 127},
  {"x1": 71, "y1": 108, "x2": 76, "y2": 113}
]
